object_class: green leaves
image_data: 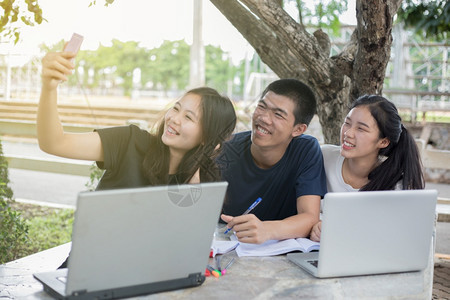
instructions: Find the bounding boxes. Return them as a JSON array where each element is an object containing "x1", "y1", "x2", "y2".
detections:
[
  {"x1": 89, "y1": 0, "x2": 115, "y2": 7},
  {"x1": 24, "y1": 208, "x2": 74, "y2": 254},
  {"x1": 397, "y1": 0, "x2": 450, "y2": 41},
  {"x1": 0, "y1": 137, "x2": 73, "y2": 263},
  {"x1": 0, "y1": 139, "x2": 30, "y2": 264},
  {"x1": 286, "y1": 0, "x2": 348, "y2": 36},
  {"x1": 59, "y1": 39, "x2": 238, "y2": 96},
  {"x1": 85, "y1": 163, "x2": 104, "y2": 191},
  {"x1": 0, "y1": 200, "x2": 30, "y2": 263},
  {"x1": 0, "y1": 0, "x2": 45, "y2": 44},
  {"x1": 0, "y1": 0, "x2": 114, "y2": 43},
  {"x1": 145, "y1": 40, "x2": 190, "y2": 92}
]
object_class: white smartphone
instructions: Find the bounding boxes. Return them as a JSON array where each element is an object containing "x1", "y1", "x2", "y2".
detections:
[{"x1": 64, "y1": 33, "x2": 84, "y2": 54}]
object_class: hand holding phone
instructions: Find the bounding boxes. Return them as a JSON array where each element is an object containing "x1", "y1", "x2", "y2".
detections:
[
  {"x1": 60, "y1": 33, "x2": 83, "y2": 81},
  {"x1": 64, "y1": 33, "x2": 84, "y2": 55}
]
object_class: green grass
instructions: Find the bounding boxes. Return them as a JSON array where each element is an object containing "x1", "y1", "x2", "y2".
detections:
[
  {"x1": 8, "y1": 202, "x2": 74, "y2": 261},
  {"x1": 25, "y1": 208, "x2": 74, "y2": 255},
  {"x1": 400, "y1": 111, "x2": 450, "y2": 123},
  {"x1": 423, "y1": 114, "x2": 450, "y2": 123}
]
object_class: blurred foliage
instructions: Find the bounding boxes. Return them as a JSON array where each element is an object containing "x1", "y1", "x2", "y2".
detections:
[
  {"x1": 0, "y1": 140, "x2": 30, "y2": 264},
  {"x1": 2, "y1": 0, "x2": 449, "y2": 44},
  {"x1": 89, "y1": 0, "x2": 114, "y2": 7},
  {"x1": 397, "y1": 0, "x2": 449, "y2": 41},
  {"x1": 0, "y1": 0, "x2": 44, "y2": 44},
  {"x1": 0, "y1": 139, "x2": 72, "y2": 264},
  {"x1": 38, "y1": 38, "x2": 246, "y2": 98},
  {"x1": 286, "y1": 0, "x2": 348, "y2": 36},
  {"x1": 0, "y1": 199, "x2": 30, "y2": 263},
  {"x1": 3, "y1": 201, "x2": 75, "y2": 263},
  {"x1": 146, "y1": 40, "x2": 190, "y2": 92},
  {"x1": 0, "y1": 142, "x2": 12, "y2": 201},
  {"x1": 23, "y1": 208, "x2": 74, "y2": 255},
  {"x1": 85, "y1": 163, "x2": 104, "y2": 191}
]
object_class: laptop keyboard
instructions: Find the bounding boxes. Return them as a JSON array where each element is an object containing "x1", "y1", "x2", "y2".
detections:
[{"x1": 308, "y1": 260, "x2": 319, "y2": 268}]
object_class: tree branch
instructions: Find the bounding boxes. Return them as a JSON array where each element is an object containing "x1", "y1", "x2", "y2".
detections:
[
  {"x1": 210, "y1": 0, "x2": 307, "y2": 81},
  {"x1": 239, "y1": 0, "x2": 336, "y2": 88},
  {"x1": 330, "y1": 29, "x2": 358, "y2": 77}
]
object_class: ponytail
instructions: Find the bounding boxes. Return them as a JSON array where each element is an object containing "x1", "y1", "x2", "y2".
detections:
[
  {"x1": 351, "y1": 95, "x2": 424, "y2": 191},
  {"x1": 362, "y1": 125, "x2": 424, "y2": 190},
  {"x1": 396, "y1": 125, "x2": 424, "y2": 189}
]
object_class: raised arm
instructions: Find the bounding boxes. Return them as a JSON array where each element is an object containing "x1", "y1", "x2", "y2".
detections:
[{"x1": 37, "y1": 51, "x2": 103, "y2": 161}]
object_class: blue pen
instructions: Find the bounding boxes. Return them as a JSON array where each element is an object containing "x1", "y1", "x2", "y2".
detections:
[{"x1": 224, "y1": 197, "x2": 262, "y2": 234}]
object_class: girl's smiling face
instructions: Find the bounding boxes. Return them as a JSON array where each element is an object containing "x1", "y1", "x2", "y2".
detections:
[
  {"x1": 340, "y1": 106, "x2": 389, "y2": 160},
  {"x1": 162, "y1": 93, "x2": 203, "y2": 156}
]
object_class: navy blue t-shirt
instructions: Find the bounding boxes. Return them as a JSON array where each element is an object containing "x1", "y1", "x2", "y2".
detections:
[{"x1": 217, "y1": 131, "x2": 327, "y2": 221}]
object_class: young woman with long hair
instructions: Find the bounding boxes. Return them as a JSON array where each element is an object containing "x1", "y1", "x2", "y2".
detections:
[
  {"x1": 310, "y1": 95, "x2": 424, "y2": 242},
  {"x1": 38, "y1": 51, "x2": 237, "y2": 190}
]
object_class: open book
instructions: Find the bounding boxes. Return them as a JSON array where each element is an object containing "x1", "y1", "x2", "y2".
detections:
[
  {"x1": 211, "y1": 237, "x2": 320, "y2": 257},
  {"x1": 210, "y1": 240, "x2": 239, "y2": 257},
  {"x1": 235, "y1": 237, "x2": 320, "y2": 257}
]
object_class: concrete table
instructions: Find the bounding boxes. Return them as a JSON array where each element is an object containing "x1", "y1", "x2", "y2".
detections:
[{"x1": 0, "y1": 231, "x2": 434, "y2": 299}]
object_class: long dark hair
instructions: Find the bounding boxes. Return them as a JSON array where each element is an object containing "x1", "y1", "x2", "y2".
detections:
[
  {"x1": 142, "y1": 87, "x2": 237, "y2": 185},
  {"x1": 351, "y1": 95, "x2": 424, "y2": 191}
]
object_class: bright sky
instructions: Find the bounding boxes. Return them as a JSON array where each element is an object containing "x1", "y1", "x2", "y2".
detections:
[{"x1": 5, "y1": 0, "x2": 356, "y2": 64}]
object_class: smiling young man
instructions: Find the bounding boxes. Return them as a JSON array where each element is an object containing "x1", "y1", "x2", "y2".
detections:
[{"x1": 218, "y1": 79, "x2": 327, "y2": 244}]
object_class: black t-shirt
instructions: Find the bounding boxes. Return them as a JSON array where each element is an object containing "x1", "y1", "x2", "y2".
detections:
[
  {"x1": 217, "y1": 131, "x2": 327, "y2": 221},
  {"x1": 95, "y1": 125, "x2": 151, "y2": 190}
]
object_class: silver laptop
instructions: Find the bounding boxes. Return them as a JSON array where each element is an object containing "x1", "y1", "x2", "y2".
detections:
[
  {"x1": 287, "y1": 189, "x2": 437, "y2": 278},
  {"x1": 34, "y1": 182, "x2": 228, "y2": 299}
]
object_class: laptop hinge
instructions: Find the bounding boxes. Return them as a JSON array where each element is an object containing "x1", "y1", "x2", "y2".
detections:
[
  {"x1": 71, "y1": 290, "x2": 87, "y2": 297},
  {"x1": 190, "y1": 272, "x2": 204, "y2": 285},
  {"x1": 71, "y1": 289, "x2": 114, "y2": 299}
]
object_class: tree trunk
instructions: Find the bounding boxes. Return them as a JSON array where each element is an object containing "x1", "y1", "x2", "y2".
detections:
[
  {"x1": 350, "y1": 0, "x2": 403, "y2": 98},
  {"x1": 210, "y1": 0, "x2": 402, "y2": 145}
]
